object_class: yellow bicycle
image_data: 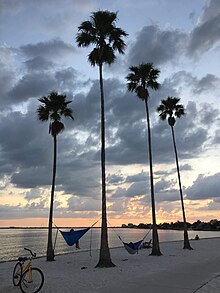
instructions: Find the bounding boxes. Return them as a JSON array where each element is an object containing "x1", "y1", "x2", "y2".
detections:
[{"x1": 12, "y1": 248, "x2": 44, "y2": 293}]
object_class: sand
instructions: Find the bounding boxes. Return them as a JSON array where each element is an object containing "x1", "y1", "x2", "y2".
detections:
[{"x1": 1, "y1": 237, "x2": 220, "y2": 293}]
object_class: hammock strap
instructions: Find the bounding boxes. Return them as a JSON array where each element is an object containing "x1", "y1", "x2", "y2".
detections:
[
  {"x1": 107, "y1": 220, "x2": 123, "y2": 243},
  {"x1": 108, "y1": 220, "x2": 152, "y2": 245},
  {"x1": 53, "y1": 227, "x2": 59, "y2": 251},
  {"x1": 89, "y1": 228, "x2": 92, "y2": 257}
]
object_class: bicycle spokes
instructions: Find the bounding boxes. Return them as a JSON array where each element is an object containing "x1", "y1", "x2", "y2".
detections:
[{"x1": 20, "y1": 268, "x2": 44, "y2": 293}]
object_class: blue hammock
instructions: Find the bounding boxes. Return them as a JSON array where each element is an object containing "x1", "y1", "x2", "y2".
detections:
[
  {"x1": 123, "y1": 240, "x2": 143, "y2": 254},
  {"x1": 60, "y1": 227, "x2": 90, "y2": 246}
]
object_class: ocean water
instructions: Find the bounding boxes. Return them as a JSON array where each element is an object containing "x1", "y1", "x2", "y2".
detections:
[{"x1": 0, "y1": 228, "x2": 219, "y2": 262}]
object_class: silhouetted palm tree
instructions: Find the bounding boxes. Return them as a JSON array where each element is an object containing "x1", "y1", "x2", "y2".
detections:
[
  {"x1": 126, "y1": 63, "x2": 162, "y2": 256},
  {"x1": 76, "y1": 10, "x2": 128, "y2": 267},
  {"x1": 157, "y1": 96, "x2": 192, "y2": 250},
  {"x1": 37, "y1": 91, "x2": 74, "y2": 261}
]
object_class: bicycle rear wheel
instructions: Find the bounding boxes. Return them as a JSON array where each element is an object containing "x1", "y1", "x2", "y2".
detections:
[
  {"x1": 13, "y1": 262, "x2": 22, "y2": 286},
  {"x1": 20, "y1": 267, "x2": 44, "y2": 293}
]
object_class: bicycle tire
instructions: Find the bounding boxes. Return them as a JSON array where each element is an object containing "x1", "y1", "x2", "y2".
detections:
[
  {"x1": 20, "y1": 267, "x2": 44, "y2": 293},
  {"x1": 13, "y1": 262, "x2": 22, "y2": 286}
]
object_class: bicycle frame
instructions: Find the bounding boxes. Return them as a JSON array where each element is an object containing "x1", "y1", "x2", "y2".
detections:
[{"x1": 21, "y1": 260, "x2": 33, "y2": 283}]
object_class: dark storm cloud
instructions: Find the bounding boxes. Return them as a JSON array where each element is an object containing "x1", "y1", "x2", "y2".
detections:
[
  {"x1": 24, "y1": 189, "x2": 44, "y2": 200},
  {"x1": 11, "y1": 167, "x2": 51, "y2": 188},
  {"x1": 20, "y1": 39, "x2": 76, "y2": 59},
  {"x1": 172, "y1": 164, "x2": 193, "y2": 172},
  {"x1": 112, "y1": 181, "x2": 148, "y2": 199},
  {"x1": 126, "y1": 171, "x2": 148, "y2": 183},
  {"x1": 107, "y1": 173, "x2": 125, "y2": 185},
  {"x1": 0, "y1": 109, "x2": 52, "y2": 181},
  {"x1": 187, "y1": 0, "x2": 220, "y2": 55},
  {"x1": 55, "y1": 67, "x2": 79, "y2": 90},
  {"x1": 199, "y1": 103, "x2": 219, "y2": 126},
  {"x1": 5, "y1": 67, "x2": 80, "y2": 106},
  {"x1": 155, "y1": 179, "x2": 173, "y2": 193},
  {"x1": 67, "y1": 196, "x2": 100, "y2": 212},
  {"x1": 9, "y1": 72, "x2": 57, "y2": 103},
  {"x1": 111, "y1": 171, "x2": 180, "y2": 202},
  {"x1": 186, "y1": 173, "x2": 220, "y2": 200},
  {"x1": 106, "y1": 98, "x2": 209, "y2": 166},
  {"x1": 192, "y1": 74, "x2": 220, "y2": 95},
  {"x1": 128, "y1": 25, "x2": 187, "y2": 66},
  {"x1": 24, "y1": 56, "x2": 54, "y2": 72}
]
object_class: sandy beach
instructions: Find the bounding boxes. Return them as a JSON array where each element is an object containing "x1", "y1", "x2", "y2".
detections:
[{"x1": 1, "y1": 237, "x2": 220, "y2": 293}]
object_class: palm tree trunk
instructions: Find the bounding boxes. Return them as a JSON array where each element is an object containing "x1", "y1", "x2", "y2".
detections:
[
  {"x1": 46, "y1": 133, "x2": 57, "y2": 261},
  {"x1": 144, "y1": 98, "x2": 162, "y2": 256},
  {"x1": 170, "y1": 125, "x2": 192, "y2": 250},
  {"x1": 96, "y1": 63, "x2": 115, "y2": 268}
]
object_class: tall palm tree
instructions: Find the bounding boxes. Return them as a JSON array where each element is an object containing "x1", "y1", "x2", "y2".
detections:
[
  {"x1": 157, "y1": 96, "x2": 192, "y2": 250},
  {"x1": 76, "y1": 10, "x2": 128, "y2": 267},
  {"x1": 37, "y1": 91, "x2": 74, "y2": 261},
  {"x1": 126, "y1": 63, "x2": 162, "y2": 256}
]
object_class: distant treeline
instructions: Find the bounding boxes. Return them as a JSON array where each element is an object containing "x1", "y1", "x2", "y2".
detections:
[{"x1": 122, "y1": 219, "x2": 220, "y2": 231}]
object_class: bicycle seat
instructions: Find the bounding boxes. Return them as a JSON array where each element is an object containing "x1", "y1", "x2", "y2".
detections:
[{"x1": 18, "y1": 257, "x2": 28, "y2": 262}]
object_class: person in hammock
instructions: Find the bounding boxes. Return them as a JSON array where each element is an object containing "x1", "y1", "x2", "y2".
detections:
[{"x1": 70, "y1": 229, "x2": 80, "y2": 249}]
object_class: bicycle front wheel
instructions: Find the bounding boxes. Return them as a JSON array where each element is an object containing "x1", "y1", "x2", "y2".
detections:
[
  {"x1": 20, "y1": 267, "x2": 44, "y2": 293},
  {"x1": 13, "y1": 262, "x2": 22, "y2": 286}
]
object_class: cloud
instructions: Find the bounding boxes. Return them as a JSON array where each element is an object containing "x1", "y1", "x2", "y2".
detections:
[
  {"x1": 107, "y1": 173, "x2": 125, "y2": 185},
  {"x1": 199, "y1": 103, "x2": 219, "y2": 126},
  {"x1": 112, "y1": 181, "x2": 148, "y2": 198},
  {"x1": 125, "y1": 171, "x2": 148, "y2": 183},
  {"x1": 0, "y1": 203, "x2": 48, "y2": 220},
  {"x1": 192, "y1": 74, "x2": 220, "y2": 95},
  {"x1": 9, "y1": 72, "x2": 57, "y2": 103},
  {"x1": 67, "y1": 196, "x2": 100, "y2": 212},
  {"x1": 187, "y1": 0, "x2": 220, "y2": 55},
  {"x1": 20, "y1": 39, "x2": 76, "y2": 59},
  {"x1": 24, "y1": 56, "x2": 54, "y2": 72},
  {"x1": 186, "y1": 173, "x2": 220, "y2": 200},
  {"x1": 128, "y1": 24, "x2": 187, "y2": 66}
]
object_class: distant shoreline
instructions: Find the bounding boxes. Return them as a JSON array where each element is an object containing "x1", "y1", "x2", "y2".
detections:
[{"x1": 1, "y1": 226, "x2": 220, "y2": 232}]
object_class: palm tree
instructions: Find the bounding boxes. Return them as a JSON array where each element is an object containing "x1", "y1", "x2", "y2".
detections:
[
  {"x1": 157, "y1": 96, "x2": 192, "y2": 250},
  {"x1": 126, "y1": 63, "x2": 162, "y2": 256},
  {"x1": 76, "y1": 10, "x2": 128, "y2": 267},
  {"x1": 37, "y1": 91, "x2": 74, "y2": 261}
]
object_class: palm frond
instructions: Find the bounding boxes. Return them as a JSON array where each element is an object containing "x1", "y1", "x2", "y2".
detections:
[
  {"x1": 76, "y1": 10, "x2": 127, "y2": 66},
  {"x1": 37, "y1": 91, "x2": 74, "y2": 135},
  {"x1": 157, "y1": 96, "x2": 185, "y2": 124},
  {"x1": 126, "y1": 63, "x2": 160, "y2": 101}
]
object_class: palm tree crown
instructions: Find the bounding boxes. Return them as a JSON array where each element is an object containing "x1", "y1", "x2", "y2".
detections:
[
  {"x1": 37, "y1": 91, "x2": 74, "y2": 136},
  {"x1": 157, "y1": 96, "x2": 185, "y2": 126},
  {"x1": 76, "y1": 10, "x2": 128, "y2": 66},
  {"x1": 126, "y1": 63, "x2": 160, "y2": 100}
]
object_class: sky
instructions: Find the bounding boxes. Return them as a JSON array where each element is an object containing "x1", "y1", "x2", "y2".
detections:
[{"x1": 0, "y1": 0, "x2": 220, "y2": 227}]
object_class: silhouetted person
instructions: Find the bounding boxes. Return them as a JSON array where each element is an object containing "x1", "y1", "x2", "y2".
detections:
[
  {"x1": 70, "y1": 229, "x2": 80, "y2": 249},
  {"x1": 195, "y1": 234, "x2": 199, "y2": 240}
]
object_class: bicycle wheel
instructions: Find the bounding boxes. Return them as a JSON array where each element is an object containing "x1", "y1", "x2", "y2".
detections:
[
  {"x1": 20, "y1": 267, "x2": 44, "y2": 293},
  {"x1": 13, "y1": 262, "x2": 22, "y2": 286}
]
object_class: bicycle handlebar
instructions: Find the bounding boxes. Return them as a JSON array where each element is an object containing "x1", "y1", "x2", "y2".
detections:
[{"x1": 24, "y1": 247, "x2": 36, "y2": 257}]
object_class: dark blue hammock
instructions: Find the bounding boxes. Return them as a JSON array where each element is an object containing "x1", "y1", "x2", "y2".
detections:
[
  {"x1": 60, "y1": 227, "x2": 90, "y2": 246},
  {"x1": 123, "y1": 240, "x2": 143, "y2": 254}
]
